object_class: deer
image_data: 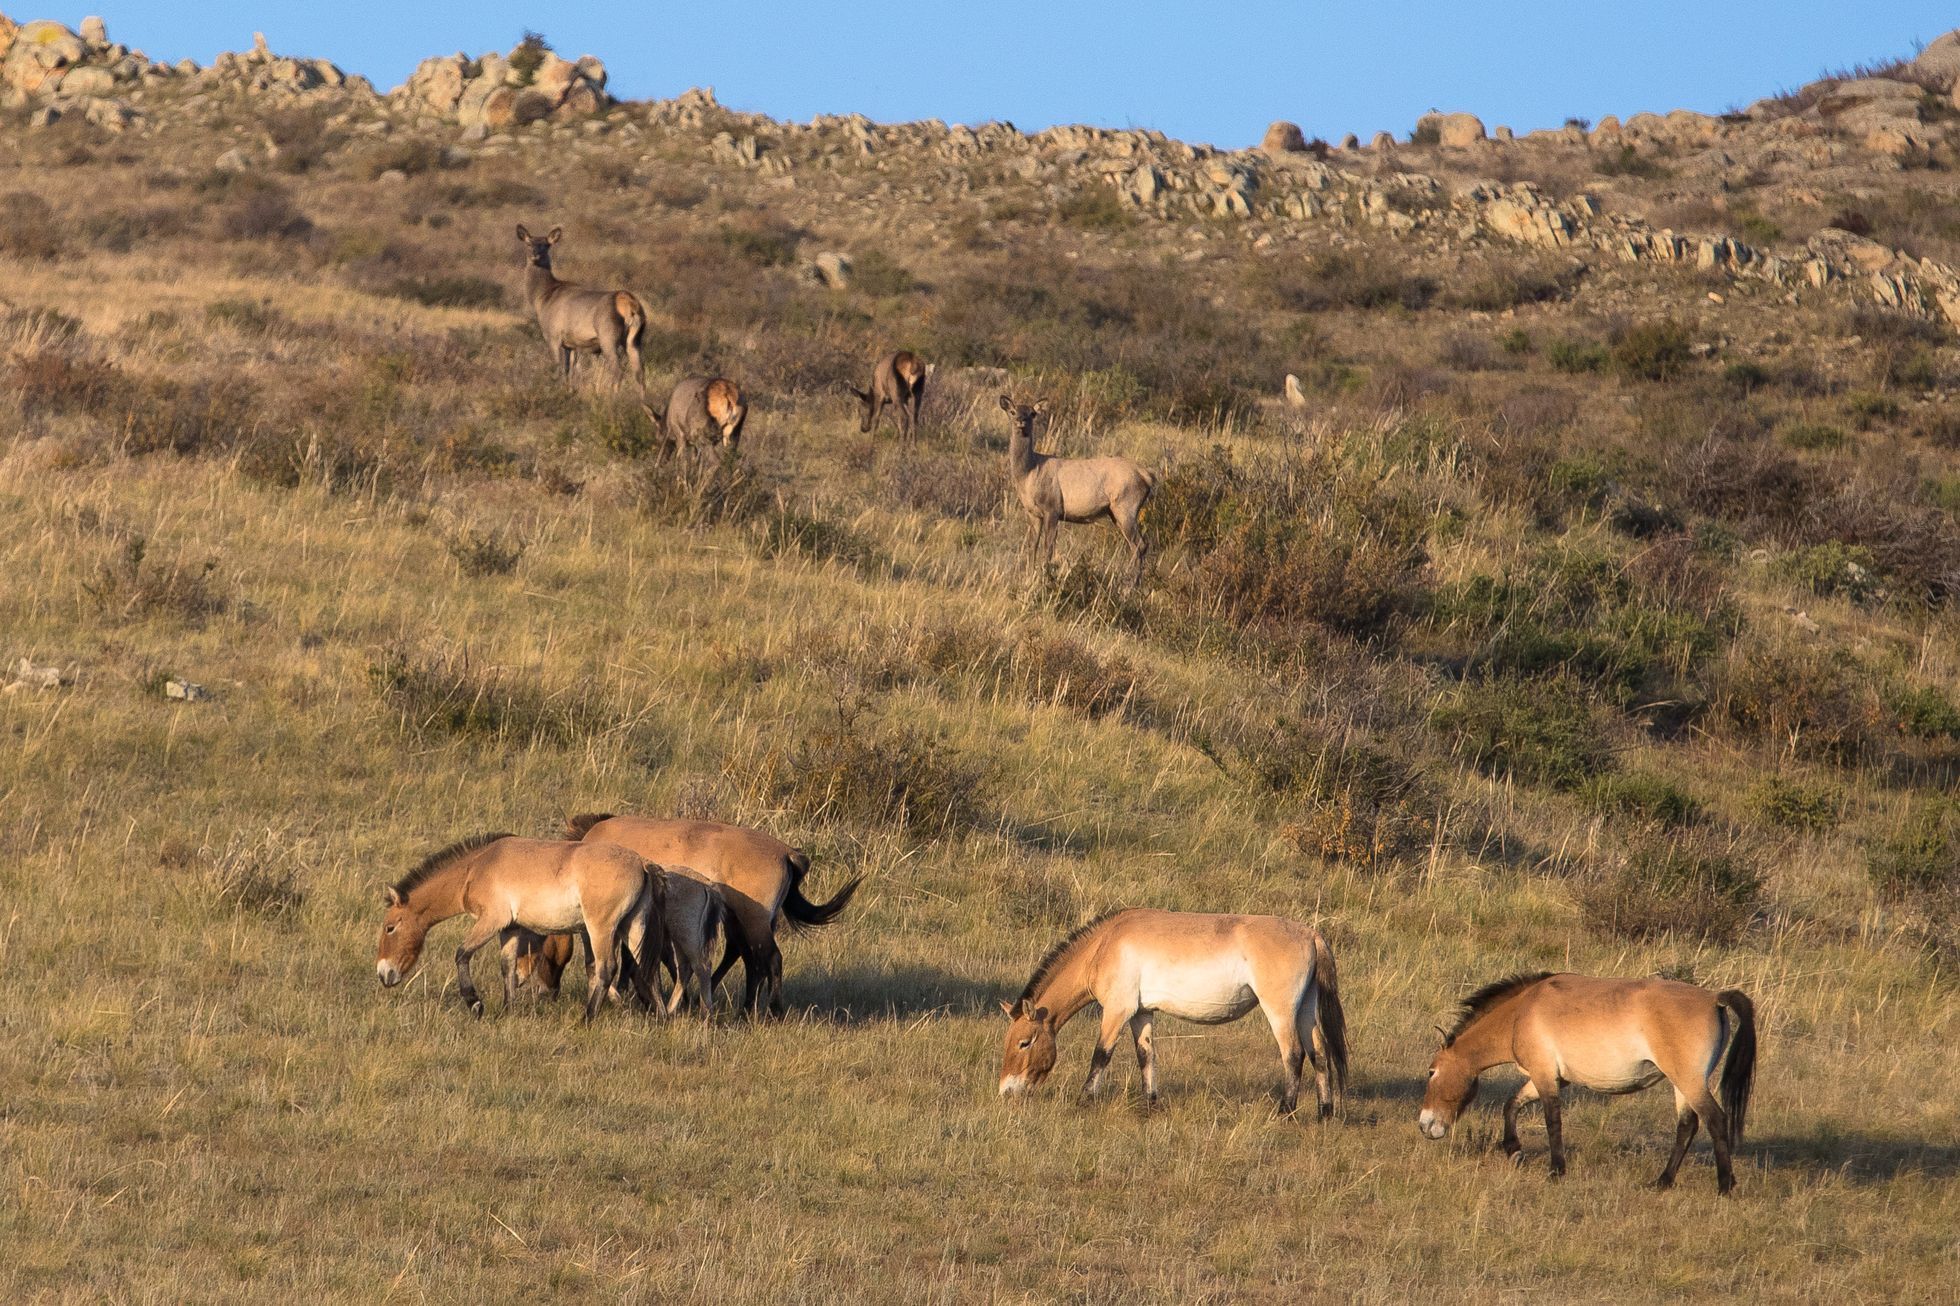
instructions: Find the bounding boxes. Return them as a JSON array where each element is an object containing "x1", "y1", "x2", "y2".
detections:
[
  {"x1": 998, "y1": 394, "x2": 1155, "y2": 586},
  {"x1": 848, "y1": 350, "x2": 927, "y2": 439},
  {"x1": 515, "y1": 224, "x2": 646, "y2": 388},
  {"x1": 643, "y1": 376, "x2": 748, "y2": 459}
]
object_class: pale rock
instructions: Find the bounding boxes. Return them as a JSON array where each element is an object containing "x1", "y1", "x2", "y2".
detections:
[
  {"x1": 79, "y1": 15, "x2": 107, "y2": 47},
  {"x1": 811, "y1": 251, "x2": 853, "y2": 289},
  {"x1": 1417, "y1": 111, "x2": 1484, "y2": 147},
  {"x1": 1261, "y1": 120, "x2": 1307, "y2": 153}
]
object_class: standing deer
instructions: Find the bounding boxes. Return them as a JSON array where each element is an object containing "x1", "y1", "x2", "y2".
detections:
[
  {"x1": 643, "y1": 376, "x2": 748, "y2": 459},
  {"x1": 849, "y1": 350, "x2": 927, "y2": 439},
  {"x1": 999, "y1": 394, "x2": 1155, "y2": 585},
  {"x1": 516, "y1": 224, "x2": 646, "y2": 387}
]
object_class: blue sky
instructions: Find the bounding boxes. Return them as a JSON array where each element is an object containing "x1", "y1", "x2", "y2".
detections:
[{"x1": 63, "y1": 3, "x2": 1960, "y2": 149}]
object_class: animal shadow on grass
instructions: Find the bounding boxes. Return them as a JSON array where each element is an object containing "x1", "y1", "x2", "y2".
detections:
[
  {"x1": 1748, "y1": 1129, "x2": 1960, "y2": 1184},
  {"x1": 790, "y1": 963, "x2": 1002, "y2": 1025}
]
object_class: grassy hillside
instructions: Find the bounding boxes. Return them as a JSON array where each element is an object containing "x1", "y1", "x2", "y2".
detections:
[{"x1": 3, "y1": 27, "x2": 1958, "y2": 1303}]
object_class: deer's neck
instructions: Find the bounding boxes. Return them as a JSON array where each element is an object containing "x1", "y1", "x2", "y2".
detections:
[
  {"x1": 525, "y1": 265, "x2": 564, "y2": 310},
  {"x1": 1009, "y1": 431, "x2": 1041, "y2": 480}
]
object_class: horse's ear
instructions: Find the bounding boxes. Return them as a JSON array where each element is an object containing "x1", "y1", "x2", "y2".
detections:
[
  {"x1": 997, "y1": 393, "x2": 1013, "y2": 412},
  {"x1": 1433, "y1": 1024, "x2": 1449, "y2": 1043},
  {"x1": 1000, "y1": 999, "x2": 1018, "y2": 1018},
  {"x1": 515, "y1": 223, "x2": 530, "y2": 242},
  {"x1": 384, "y1": 885, "x2": 401, "y2": 907},
  {"x1": 546, "y1": 226, "x2": 563, "y2": 244},
  {"x1": 1032, "y1": 1005, "x2": 1050, "y2": 1025}
]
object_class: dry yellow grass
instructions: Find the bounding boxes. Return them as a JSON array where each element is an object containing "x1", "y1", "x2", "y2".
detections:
[{"x1": 1, "y1": 72, "x2": 1958, "y2": 1304}]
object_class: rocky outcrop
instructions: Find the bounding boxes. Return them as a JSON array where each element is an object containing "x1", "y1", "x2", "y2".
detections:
[
  {"x1": 393, "y1": 39, "x2": 608, "y2": 134},
  {"x1": 1262, "y1": 120, "x2": 1308, "y2": 154}
]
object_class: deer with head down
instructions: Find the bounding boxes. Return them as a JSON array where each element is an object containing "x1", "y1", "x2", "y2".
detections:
[
  {"x1": 516, "y1": 223, "x2": 646, "y2": 387},
  {"x1": 644, "y1": 376, "x2": 748, "y2": 459},
  {"x1": 998, "y1": 394, "x2": 1155, "y2": 585},
  {"x1": 848, "y1": 350, "x2": 927, "y2": 439}
]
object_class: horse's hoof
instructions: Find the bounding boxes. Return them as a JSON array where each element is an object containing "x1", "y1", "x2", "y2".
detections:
[
  {"x1": 468, "y1": 1000, "x2": 484, "y2": 1019},
  {"x1": 1548, "y1": 1165, "x2": 1566, "y2": 1182},
  {"x1": 1653, "y1": 1173, "x2": 1676, "y2": 1191},
  {"x1": 1317, "y1": 1103, "x2": 1334, "y2": 1123},
  {"x1": 1717, "y1": 1178, "x2": 1736, "y2": 1197}
]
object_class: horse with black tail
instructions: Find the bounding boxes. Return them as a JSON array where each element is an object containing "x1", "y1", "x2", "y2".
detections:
[{"x1": 565, "y1": 813, "x2": 861, "y2": 1016}]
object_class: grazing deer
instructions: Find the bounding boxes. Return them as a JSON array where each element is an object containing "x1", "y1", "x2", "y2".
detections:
[
  {"x1": 644, "y1": 376, "x2": 747, "y2": 458},
  {"x1": 515, "y1": 224, "x2": 646, "y2": 387},
  {"x1": 849, "y1": 350, "x2": 927, "y2": 439},
  {"x1": 998, "y1": 395, "x2": 1155, "y2": 585}
]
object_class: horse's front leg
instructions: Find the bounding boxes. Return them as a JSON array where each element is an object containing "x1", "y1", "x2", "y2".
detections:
[
  {"x1": 453, "y1": 916, "x2": 507, "y2": 1018},
  {"x1": 1080, "y1": 1004, "x2": 1132, "y2": 1102},
  {"x1": 1502, "y1": 1080, "x2": 1541, "y2": 1159}
]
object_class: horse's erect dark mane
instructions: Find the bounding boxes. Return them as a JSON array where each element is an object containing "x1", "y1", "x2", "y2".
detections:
[
  {"x1": 392, "y1": 831, "x2": 512, "y2": 899},
  {"x1": 1018, "y1": 911, "x2": 1120, "y2": 1006},
  {"x1": 564, "y1": 812, "x2": 615, "y2": 841},
  {"x1": 1445, "y1": 971, "x2": 1554, "y2": 1045}
]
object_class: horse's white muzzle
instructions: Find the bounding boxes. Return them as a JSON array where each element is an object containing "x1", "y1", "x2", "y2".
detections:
[
  {"x1": 1416, "y1": 1109, "x2": 1448, "y2": 1140},
  {"x1": 998, "y1": 1075, "x2": 1029, "y2": 1098},
  {"x1": 377, "y1": 960, "x2": 402, "y2": 988}
]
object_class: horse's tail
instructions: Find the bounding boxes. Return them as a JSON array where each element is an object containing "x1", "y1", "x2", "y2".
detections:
[
  {"x1": 564, "y1": 812, "x2": 615, "y2": 841},
  {"x1": 614, "y1": 291, "x2": 646, "y2": 345},
  {"x1": 1311, "y1": 932, "x2": 1349, "y2": 1097},
  {"x1": 1716, "y1": 988, "x2": 1757, "y2": 1150},
  {"x1": 780, "y1": 850, "x2": 861, "y2": 933}
]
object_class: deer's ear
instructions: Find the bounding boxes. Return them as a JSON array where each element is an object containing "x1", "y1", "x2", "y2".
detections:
[
  {"x1": 1033, "y1": 401, "x2": 1051, "y2": 416},
  {"x1": 849, "y1": 385, "x2": 870, "y2": 402},
  {"x1": 546, "y1": 226, "x2": 564, "y2": 244},
  {"x1": 515, "y1": 223, "x2": 531, "y2": 242},
  {"x1": 997, "y1": 393, "x2": 1014, "y2": 413}
]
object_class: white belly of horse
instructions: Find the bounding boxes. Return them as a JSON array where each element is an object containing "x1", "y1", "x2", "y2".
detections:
[
  {"x1": 1140, "y1": 976, "x2": 1260, "y2": 1025},
  {"x1": 513, "y1": 887, "x2": 587, "y2": 933},
  {"x1": 1559, "y1": 1050, "x2": 1666, "y2": 1095}
]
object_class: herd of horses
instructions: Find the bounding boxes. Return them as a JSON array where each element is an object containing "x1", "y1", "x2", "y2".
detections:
[{"x1": 368, "y1": 225, "x2": 1766, "y2": 1198}]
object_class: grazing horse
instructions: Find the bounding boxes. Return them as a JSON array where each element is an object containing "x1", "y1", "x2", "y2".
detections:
[
  {"x1": 1417, "y1": 972, "x2": 1758, "y2": 1194},
  {"x1": 374, "y1": 832, "x2": 657, "y2": 1022},
  {"x1": 566, "y1": 814, "x2": 861, "y2": 1015},
  {"x1": 997, "y1": 909, "x2": 1348, "y2": 1116},
  {"x1": 509, "y1": 866, "x2": 726, "y2": 1016}
]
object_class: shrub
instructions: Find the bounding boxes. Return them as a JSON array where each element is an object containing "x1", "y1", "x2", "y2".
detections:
[
  {"x1": 509, "y1": 30, "x2": 551, "y2": 86},
  {"x1": 717, "y1": 219, "x2": 800, "y2": 267},
  {"x1": 363, "y1": 138, "x2": 444, "y2": 180},
  {"x1": 369, "y1": 644, "x2": 616, "y2": 749},
  {"x1": 1724, "y1": 361, "x2": 1770, "y2": 392},
  {"x1": 386, "y1": 275, "x2": 505, "y2": 309},
  {"x1": 756, "y1": 506, "x2": 885, "y2": 575},
  {"x1": 1547, "y1": 337, "x2": 1608, "y2": 373},
  {"x1": 1010, "y1": 631, "x2": 1142, "y2": 720},
  {"x1": 1610, "y1": 319, "x2": 1694, "y2": 381},
  {"x1": 1577, "y1": 835, "x2": 1762, "y2": 942},
  {"x1": 0, "y1": 191, "x2": 65, "y2": 259},
  {"x1": 1249, "y1": 720, "x2": 1438, "y2": 871},
  {"x1": 849, "y1": 249, "x2": 915, "y2": 296},
  {"x1": 1057, "y1": 185, "x2": 1131, "y2": 230},
  {"x1": 219, "y1": 183, "x2": 313, "y2": 240},
  {"x1": 83, "y1": 536, "x2": 228, "y2": 625},
  {"x1": 1776, "y1": 541, "x2": 1884, "y2": 603},
  {"x1": 1718, "y1": 645, "x2": 1882, "y2": 764},
  {"x1": 738, "y1": 700, "x2": 992, "y2": 838},
  {"x1": 1887, "y1": 681, "x2": 1960, "y2": 739},
  {"x1": 444, "y1": 526, "x2": 526, "y2": 577},
  {"x1": 1868, "y1": 797, "x2": 1960, "y2": 898},
  {"x1": 9, "y1": 349, "x2": 126, "y2": 417},
  {"x1": 1594, "y1": 145, "x2": 1669, "y2": 179},
  {"x1": 1745, "y1": 775, "x2": 1841, "y2": 831},
  {"x1": 1782, "y1": 422, "x2": 1847, "y2": 451},
  {"x1": 1432, "y1": 677, "x2": 1614, "y2": 790},
  {"x1": 1581, "y1": 771, "x2": 1699, "y2": 825}
]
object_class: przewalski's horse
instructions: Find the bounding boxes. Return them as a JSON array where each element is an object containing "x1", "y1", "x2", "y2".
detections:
[
  {"x1": 510, "y1": 866, "x2": 726, "y2": 1016},
  {"x1": 374, "y1": 832, "x2": 658, "y2": 1022},
  {"x1": 849, "y1": 350, "x2": 927, "y2": 439},
  {"x1": 566, "y1": 814, "x2": 861, "y2": 1015},
  {"x1": 997, "y1": 395, "x2": 1155, "y2": 585},
  {"x1": 516, "y1": 224, "x2": 646, "y2": 386},
  {"x1": 998, "y1": 909, "x2": 1348, "y2": 1116},
  {"x1": 1417, "y1": 972, "x2": 1759, "y2": 1194},
  {"x1": 644, "y1": 376, "x2": 747, "y2": 458}
]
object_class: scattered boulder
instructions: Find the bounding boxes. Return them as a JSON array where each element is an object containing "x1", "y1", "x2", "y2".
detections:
[
  {"x1": 810, "y1": 251, "x2": 853, "y2": 289},
  {"x1": 1912, "y1": 30, "x2": 1960, "y2": 89},
  {"x1": 394, "y1": 38, "x2": 608, "y2": 130},
  {"x1": 1423, "y1": 112, "x2": 1486, "y2": 148},
  {"x1": 5, "y1": 657, "x2": 73, "y2": 693},
  {"x1": 163, "y1": 676, "x2": 209, "y2": 702},
  {"x1": 1262, "y1": 120, "x2": 1308, "y2": 153},
  {"x1": 1283, "y1": 374, "x2": 1308, "y2": 409}
]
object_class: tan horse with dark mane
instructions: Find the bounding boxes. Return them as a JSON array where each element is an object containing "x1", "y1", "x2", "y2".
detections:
[
  {"x1": 514, "y1": 865, "x2": 729, "y2": 1017},
  {"x1": 998, "y1": 909, "x2": 1348, "y2": 1116},
  {"x1": 566, "y1": 814, "x2": 860, "y2": 1015},
  {"x1": 1417, "y1": 972, "x2": 1758, "y2": 1194},
  {"x1": 375, "y1": 833, "x2": 657, "y2": 1022}
]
